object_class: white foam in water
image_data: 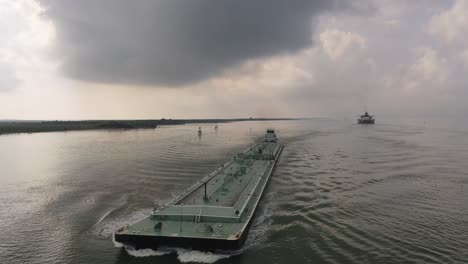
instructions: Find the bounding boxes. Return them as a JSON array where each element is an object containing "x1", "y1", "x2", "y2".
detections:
[
  {"x1": 92, "y1": 208, "x2": 153, "y2": 238},
  {"x1": 176, "y1": 248, "x2": 232, "y2": 263},
  {"x1": 94, "y1": 198, "x2": 174, "y2": 238},
  {"x1": 124, "y1": 247, "x2": 234, "y2": 263},
  {"x1": 125, "y1": 247, "x2": 173, "y2": 257},
  {"x1": 112, "y1": 234, "x2": 124, "y2": 248}
]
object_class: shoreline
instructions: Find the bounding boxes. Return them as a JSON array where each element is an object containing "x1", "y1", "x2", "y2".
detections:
[{"x1": 0, "y1": 118, "x2": 298, "y2": 136}]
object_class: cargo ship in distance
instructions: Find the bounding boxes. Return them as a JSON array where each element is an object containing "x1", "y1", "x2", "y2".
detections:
[
  {"x1": 114, "y1": 129, "x2": 283, "y2": 251},
  {"x1": 357, "y1": 112, "x2": 375, "y2": 124}
]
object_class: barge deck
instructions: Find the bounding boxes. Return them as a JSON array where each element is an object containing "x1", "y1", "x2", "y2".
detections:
[{"x1": 114, "y1": 137, "x2": 283, "y2": 251}]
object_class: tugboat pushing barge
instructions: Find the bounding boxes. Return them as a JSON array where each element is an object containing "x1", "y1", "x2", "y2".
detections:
[{"x1": 114, "y1": 129, "x2": 283, "y2": 251}]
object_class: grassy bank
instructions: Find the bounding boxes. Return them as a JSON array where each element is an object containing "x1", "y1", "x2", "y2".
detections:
[{"x1": 0, "y1": 118, "x2": 294, "y2": 135}]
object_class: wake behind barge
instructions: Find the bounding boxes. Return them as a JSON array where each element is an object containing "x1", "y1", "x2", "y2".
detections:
[{"x1": 114, "y1": 130, "x2": 283, "y2": 251}]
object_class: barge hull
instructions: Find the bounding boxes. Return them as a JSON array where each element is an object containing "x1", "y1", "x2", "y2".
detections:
[{"x1": 115, "y1": 224, "x2": 248, "y2": 251}]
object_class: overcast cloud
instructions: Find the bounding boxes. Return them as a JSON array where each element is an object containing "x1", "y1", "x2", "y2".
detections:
[
  {"x1": 1, "y1": 0, "x2": 468, "y2": 119},
  {"x1": 37, "y1": 0, "x2": 358, "y2": 86}
]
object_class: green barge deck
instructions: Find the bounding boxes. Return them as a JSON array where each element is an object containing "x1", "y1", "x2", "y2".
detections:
[{"x1": 114, "y1": 141, "x2": 283, "y2": 251}]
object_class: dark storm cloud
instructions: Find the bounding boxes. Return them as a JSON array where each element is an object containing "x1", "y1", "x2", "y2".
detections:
[{"x1": 39, "y1": 0, "x2": 352, "y2": 86}]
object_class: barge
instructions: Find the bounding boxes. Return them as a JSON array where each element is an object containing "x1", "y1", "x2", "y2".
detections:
[{"x1": 114, "y1": 129, "x2": 283, "y2": 251}]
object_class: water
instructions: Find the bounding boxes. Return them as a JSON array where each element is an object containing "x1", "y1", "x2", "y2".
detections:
[{"x1": 1, "y1": 120, "x2": 467, "y2": 264}]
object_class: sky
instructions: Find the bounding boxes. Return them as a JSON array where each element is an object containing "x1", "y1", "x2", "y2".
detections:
[{"x1": 0, "y1": 0, "x2": 467, "y2": 120}]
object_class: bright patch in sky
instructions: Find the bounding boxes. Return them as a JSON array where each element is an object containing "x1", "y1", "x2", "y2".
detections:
[{"x1": 0, "y1": 0, "x2": 466, "y2": 119}]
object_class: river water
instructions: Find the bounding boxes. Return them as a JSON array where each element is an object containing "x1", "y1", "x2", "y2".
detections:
[{"x1": 1, "y1": 120, "x2": 467, "y2": 264}]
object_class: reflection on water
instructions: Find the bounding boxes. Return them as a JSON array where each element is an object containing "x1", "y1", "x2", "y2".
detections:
[{"x1": 1, "y1": 120, "x2": 467, "y2": 264}]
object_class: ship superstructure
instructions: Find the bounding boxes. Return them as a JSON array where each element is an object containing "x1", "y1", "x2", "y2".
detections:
[
  {"x1": 357, "y1": 112, "x2": 375, "y2": 124},
  {"x1": 264, "y1": 129, "x2": 277, "y2": 142}
]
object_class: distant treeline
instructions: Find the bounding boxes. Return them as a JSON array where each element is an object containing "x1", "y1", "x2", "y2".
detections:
[{"x1": 0, "y1": 118, "x2": 295, "y2": 135}]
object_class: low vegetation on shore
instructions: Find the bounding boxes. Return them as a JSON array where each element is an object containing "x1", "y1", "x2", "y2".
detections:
[{"x1": 0, "y1": 118, "x2": 293, "y2": 135}]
